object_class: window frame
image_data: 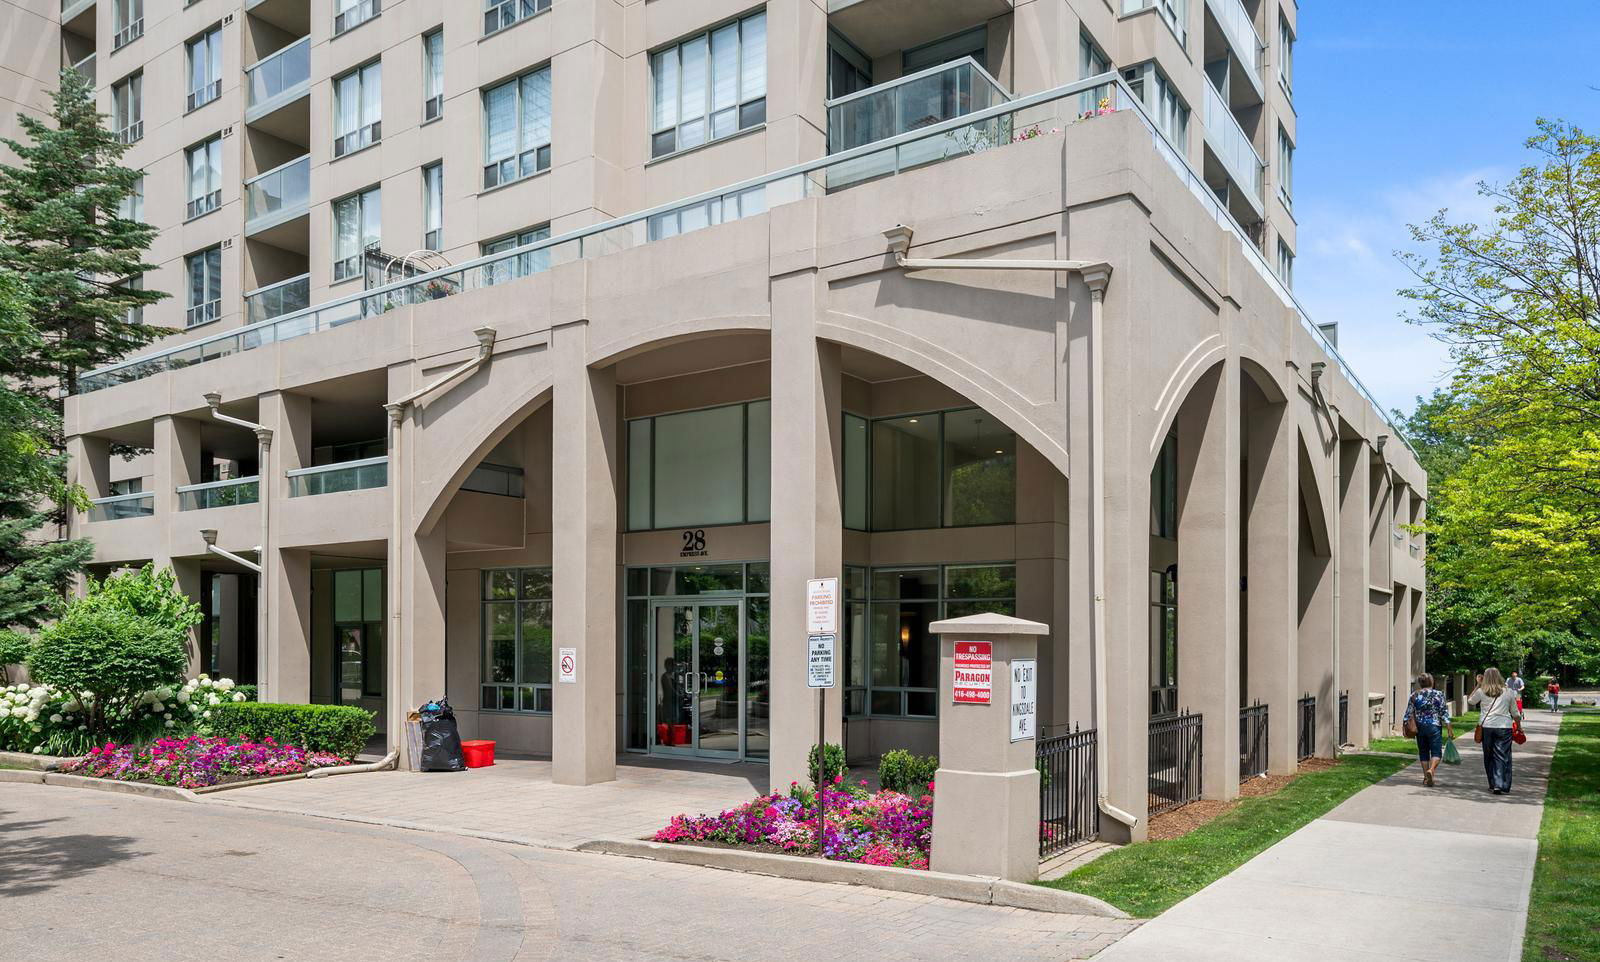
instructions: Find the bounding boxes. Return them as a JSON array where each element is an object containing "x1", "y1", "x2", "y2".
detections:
[
  {"x1": 648, "y1": 10, "x2": 767, "y2": 160},
  {"x1": 184, "y1": 245, "x2": 223, "y2": 328},
  {"x1": 484, "y1": 0, "x2": 551, "y2": 38},
  {"x1": 112, "y1": 0, "x2": 144, "y2": 50},
  {"x1": 625, "y1": 398, "x2": 772, "y2": 532},
  {"x1": 333, "y1": 60, "x2": 383, "y2": 158},
  {"x1": 1122, "y1": 61, "x2": 1189, "y2": 149},
  {"x1": 112, "y1": 71, "x2": 143, "y2": 143},
  {"x1": 331, "y1": 567, "x2": 386, "y2": 701},
  {"x1": 481, "y1": 64, "x2": 552, "y2": 189},
  {"x1": 184, "y1": 134, "x2": 223, "y2": 221},
  {"x1": 480, "y1": 224, "x2": 552, "y2": 284},
  {"x1": 422, "y1": 29, "x2": 444, "y2": 123},
  {"x1": 846, "y1": 406, "x2": 1019, "y2": 533},
  {"x1": 1277, "y1": 124, "x2": 1294, "y2": 208},
  {"x1": 1278, "y1": 14, "x2": 1295, "y2": 97},
  {"x1": 480, "y1": 567, "x2": 555, "y2": 714},
  {"x1": 333, "y1": 0, "x2": 381, "y2": 37},
  {"x1": 118, "y1": 175, "x2": 145, "y2": 223},
  {"x1": 332, "y1": 185, "x2": 381, "y2": 283},
  {"x1": 185, "y1": 25, "x2": 223, "y2": 112},
  {"x1": 1277, "y1": 239, "x2": 1294, "y2": 288},
  {"x1": 422, "y1": 162, "x2": 444, "y2": 251}
]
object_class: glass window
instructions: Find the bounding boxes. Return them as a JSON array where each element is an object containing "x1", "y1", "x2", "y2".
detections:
[
  {"x1": 333, "y1": 186, "x2": 380, "y2": 282},
  {"x1": 332, "y1": 567, "x2": 384, "y2": 701},
  {"x1": 112, "y1": 0, "x2": 144, "y2": 49},
  {"x1": 1277, "y1": 125, "x2": 1294, "y2": 207},
  {"x1": 485, "y1": 0, "x2": 551, "y2": 36},
  {"x1": 1149, "y1": 566, "x2": 1177, "y2": 716},
  {"x1": 943, "y1": 408, "x2": 1015, "y2": 526},
  {"x1": 1150, "y1": 431, "x2": 1177, "y2": 538},
  {"x1": 185, "y1": 246, "x2": 222, "y2": 327},
  {"x1": 482, "y1": 66, "x2": 551, "y2": 189},
  {"x1": 650, "y1": 11, "x2": 766, "y2": 159},
  {"x1": 870, "y1": 415, "x2": 940, "y2": 531},
  {"x1": 1277, "y1": 239, "x2": 1294, "y2": 288},
  {"x1": 745, "y1": 400, "x2": 770, "y2": 523},
  {"x1": 334, "y1": 61, "x2": 382, "y2": 157},
  {"x1": 422, "y1": 162, "x2": 443, "y2": 250},
  {"x1": 645, "y1": 185, "x2": 765, "y2": 242},
  {"x1": 481, "y1": 224, "x2": 551, "y2": 283},
  {"x1": 1123, "y1": 0, "x2": 1187, "y2": 46},
  {"x1": 112, "y1": 72, "x2": 143, "y2": 143},
  {"x1": 1278, "y1": 15, "x2": 1294, "y2": 93},
  {"x1": 1123, "y1": 62, "x2": 1188, "y2": 147},
  {"x1": 842, "y1": 413, "x2": 868, "y2": 530},
  {"x1": 117, "y1": 275, "x2": 144, "y2": 326},
  {"x1": 1079, "y1": 32, "x2": 1112, "y2": 114},
  {"x1": 334, "y1": 0, "x2": 380, "y2": 36},
  {"x1": 423, "y1": 30, "x2": 444, "y2": 121},
  {"x1": 186, "y1": 26, "x2": 223, "y2": 111},
  {"x1": 118, "y1": 176, "x2": 144, "y2": 223},
  {"x1": 184, "y1": 135, "x2": 222, "y2": 220},
  {"x1": 628, "y1": 418, "x2": 653, "y2": 531},
  {"x1": 827, "y1": 30, "x2": 871, "y2": 100},
  {"x1": 902, "y1": 26, "x2": 986, "y2": 73},
  {"x1": 481, "y1": 567, "x2": 554, "y2": 712},
  {"x1": 653, "y1": 404, "x2": 745, "y2": 529}
]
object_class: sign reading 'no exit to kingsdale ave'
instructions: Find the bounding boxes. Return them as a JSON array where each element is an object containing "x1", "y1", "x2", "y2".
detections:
[{"x1": 953, "y1": 641, "x2": 993, "y2": 704}]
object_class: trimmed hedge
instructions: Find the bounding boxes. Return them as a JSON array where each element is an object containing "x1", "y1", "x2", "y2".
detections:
[
  {"x1": 878, "y1": 749, "x2": 939, "y2": 795},
  {"x1": 207, "y1": 702, "x2": 376, "y2": 759}
]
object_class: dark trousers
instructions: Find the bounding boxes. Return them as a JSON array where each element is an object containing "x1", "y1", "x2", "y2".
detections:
[{"x1": 1481, "y1": 728, "x2": 1514, "y2": 792}]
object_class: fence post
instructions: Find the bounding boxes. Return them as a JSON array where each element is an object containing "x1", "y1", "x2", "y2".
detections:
[{"x1": 928, "y1": 612, "x2": 1051, "y2": 882}]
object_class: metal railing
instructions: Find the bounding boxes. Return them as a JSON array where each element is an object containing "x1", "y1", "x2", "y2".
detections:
[
  {"x1": 1038, "y1": 727, "x2": 1098, "y2": 859},
  {"x1": 1205, "y1": 0, "x2": 1264, "y2": 85},
  {"x1": 69, "y1": 70, "x2": 1420, "y2": 457},
  {"x1": 177, "y1": 476, "x2": 259, "y2": 511},
  {"x1": 1297, "y1": 694, "x2": 1316, "y2": 760},
  {"x1": 1201, "y1": 79, "x2": 1264, "y2": 207},
  {"x1": 247, "y1": 36, "x2": 310, "y2": 109},
  {"x1": 115, "y1": 121, "x2": 142, "y2": 145},
  {"x1": 88, "y1": 491, "x2": 153, "y2": 521},
  {"x1": 1240, "y1": 702, "x2": 1268, "y2": 781},
  {"x1": 245, "y1": 155, "x2": 310, "y2": 231},
  {"x1": 333, "y1": 0, "x2": 379, "y2": 35},
  {"x1": 186, "y1": 189, "x2": 220, "y2": 221},
  {"x1": 1338, "y1": 691, "x2": 1350, "y2": 746},
  {"x1": 245, "y1": 274, "x2": 310, "y2": 326},
  {"x1": 461, "y1": 462, "x2": 525, "y2": 498},
  {"x1": 112, "y1": 17, "x2": 143, "y2": 50},
  {"x1": 485, "y1": 0, "x2": 549, "y2": 35},
  {"x1": 826, "y1": 57, "x2": 1012, "y2": 188},
  {"x1": 186, "y1": 299, "x2": 220, "y2": 328},
  {"x1": 334, "y1": 121, "x2": 381, "y2": 158},
  {"x1": 1149, "y1": 711, "x2": 1203, "y2": 816},
  {"x1": 187, "y1": 79, "x2": 221, "y2": 113},
  {"x1": 287, "y1": 456, "x2": 388, "y2": 497}
]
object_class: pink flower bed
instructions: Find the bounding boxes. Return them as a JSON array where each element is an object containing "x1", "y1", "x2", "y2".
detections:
[
  {"x1": 653, "y1": 780, "x2": 934, "y2": 870},
  {"x1": 63, "y1": 736, "x2": 345, "y2": 789}
]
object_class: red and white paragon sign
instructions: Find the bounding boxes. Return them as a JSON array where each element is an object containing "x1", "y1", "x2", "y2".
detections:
[{"x1": 952, "y1": 641, "x2": 993, "y2": 704}]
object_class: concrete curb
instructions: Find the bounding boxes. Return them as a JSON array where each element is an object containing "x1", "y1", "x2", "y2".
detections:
[
  {"x1": 38, "y1": 771, "x2": 200, "y2": 802},
  {"x1": 0, "y1": 750, "x2": 70, "y2": 771},
  {"x1": 0, "y1": 768, "x2": 45, "y2": 784},
  {"x1": 190, "y1": 772, "x2": 311, "y2": 794},
  {"x1": 575, "y1": 839, "x2": 1129, "y2": 918}
]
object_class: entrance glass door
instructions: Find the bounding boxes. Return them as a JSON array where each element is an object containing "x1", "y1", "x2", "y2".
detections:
[{"x1": 651, "y1": 601, "x2": 743, "y2": 759}]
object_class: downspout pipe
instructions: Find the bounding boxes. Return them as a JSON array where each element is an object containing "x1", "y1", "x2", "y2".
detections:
[
  {"x1": 204, "y1": 393, "x2": 273, "y2": 701},
  {"x1": 883, "y1": 225, "x2": 1136, "y2": 831},
  {"x1": 1310, "y1": 363, "x2": 1342, "y2": 749},
  {"x1": 199, "y1": 529, "x2": 261, "y2": 573}
]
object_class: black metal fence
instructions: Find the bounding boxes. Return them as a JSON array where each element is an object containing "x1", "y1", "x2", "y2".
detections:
[
  {"x1": 1148, "y1": 711, "x2": 1203, "y2": 816},
  {"x1": 1297, "y1": 694, "x2": 1316, "y2": 760},
  {"x1": 1038, "y1": 727, "x2": 1099, "y2": 859},
  {"x1": 1239, "y1": 702, "x2": 1269, "y2": 781},
  {"x1": 1338, "y1": 691, "x2": 1350, "y2": 746}
]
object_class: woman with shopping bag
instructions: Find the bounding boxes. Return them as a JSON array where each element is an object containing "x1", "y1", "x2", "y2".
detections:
[
  {"x1": 1402, "y1": 673, "x2": 1452, "y2": 787},
  {"x1": 1468, "y1": 668, "x2": 1525, "y2": 794}
]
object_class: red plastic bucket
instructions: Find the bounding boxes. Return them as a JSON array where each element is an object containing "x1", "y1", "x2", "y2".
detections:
[
  {"x1": 460, "y1": 739, "x2": 496, "y2": 768},
  {"x1": 671, "y1": 724, "x2": 691, "y2": 747}
]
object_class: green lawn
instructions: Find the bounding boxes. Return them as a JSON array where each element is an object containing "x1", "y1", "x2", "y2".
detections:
[
  {"x1": 1369, "y1": 711, "x2": 1481, "y2": 754},
  {"x1": 1523, "y1": 710, "x2": 1600, "y2": 962},
  {"x1": 1045, "y1": 754, "x2": 1409, "y2": 917}
]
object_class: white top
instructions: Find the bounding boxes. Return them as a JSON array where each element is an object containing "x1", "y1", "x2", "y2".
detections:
[{"x1": 1468, "y1": 688, "x2": 1523, "y2": 729}]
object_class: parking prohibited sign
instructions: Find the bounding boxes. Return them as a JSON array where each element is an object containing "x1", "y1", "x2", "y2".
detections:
[
  {"x1": 807, "y1": 633, "x2": 836, "y2": 689},
  {"x1": 557, "y1": 648, "x2": 577, "y2": 684}
]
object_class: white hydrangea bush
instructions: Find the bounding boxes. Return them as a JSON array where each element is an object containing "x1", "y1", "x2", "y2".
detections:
[{"x1": 0, "y1": 676, "x2": 243, "y2": 756}]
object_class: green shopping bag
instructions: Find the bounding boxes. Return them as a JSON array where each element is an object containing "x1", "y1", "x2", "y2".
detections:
[{"x1": 1442, "y1": 739, "x2": 1462, "y2": 766}]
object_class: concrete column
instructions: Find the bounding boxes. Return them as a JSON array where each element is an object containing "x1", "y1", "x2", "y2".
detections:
[
  {"x1": 763, "y1": 0, "x2": 828, "y2": 166},
  {"x1": 1174, "y1": 363, "x2": 1240, "y2": 801},
  {"x1": 261, "y1": 392, "x2": 313, "y2": 704},
  {"x1": 1337, "y1": 440, "x2": 1371, "y2": 747},
  {"x1": 152, "y1": 415, "x2": 203, "y2": 518},
  {"x1": 550, "y1": 320, "x2": 619, "y2": 786},
  {"x1": 1297, "y1": 534, "x2": 1337, "y2": 757},
  {"x1": 1392, "y1": 585, "x2": 1411, "y2": 727},
  {"x1": 928, "y1": 614, "x2": 1050, "y2": 882},
  {"x1": 768, "y1": 263, "x2": 844, "y2": 789},
  {"x1": 1368, "y1": 463, "x2": 1394, "y2": 729},
  {"x1": 1245, "y1": 393, "x2": 1297, "y2": 774},
  {"x1": 1015, "y1": 443, "x2": 1072, "y2": 733}
]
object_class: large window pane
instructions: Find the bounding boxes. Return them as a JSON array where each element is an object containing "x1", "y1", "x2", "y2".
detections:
[
  {"x1": 484, "y1": 602, "x2": 516, "y2": 683},
  {"x1": 518, "y1": 600, "x2": 552, "y2": 684},
  {"x1": 745, "y1": 597, "x2": 769, "y2": 757},
  {"x1": 945, "y1": 564, "x2": 1016, "y2": 600},
  {"x1": 745, "y1": 400, "x2": 770, "y2": 522},
  {"x1": 362, "y1": 567, "x2": 383, "y2": 621},
  {"x1": 740, "y1": 12, "x2": 766, "y2": 101},
  {"x1": 333, "y1": 569, "x2": 362, "y2": 622},
  {"x1": 843, "y1": 413, "x2": 868, "y2": 530},
  {"x1": 870, "y1": 415, "x2": 940, "y2": 530},
  {"x1": 942, "y1": 408, "x2": 1015, "y2": 526},
  {"x1": 628, "y1": 417, "x2": 652, "y2": 530},
  {"x1": 871, "y1": 567, "x2": 939, "y2": 600},
  {"x1": 651, "y1": 405, "x2": 744, "y2": 528}
]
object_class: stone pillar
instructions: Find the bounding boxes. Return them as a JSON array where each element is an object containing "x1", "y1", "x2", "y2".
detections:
[
  {"x1": 550, "y1": 320, "x2": 619, "y2": 786},
  {"x1": 1174, "y1": 363, "x2": 1240, "y2": 800},
  {"x1": 1336, "y1": 440, "x2": 1371, "y2": 747},
  {"x1": 261, "y1": 392, "x2": 313, "y2": 704},
  {"x1": 768, "y1": 254, "x2": 843, "y2": 789},
  {"x1": 152, "y1": 415, "x2": 203, "y2": 519},
  {"x1": 1245, "y1": 392, "x2": 1297, "y2": 774},
  {"x1": 928, "y1": 613, "x2": 1050, "y2": 882},
  {"x1": 1015, "y1": 443, "x2": 1072, "y2": 733}
]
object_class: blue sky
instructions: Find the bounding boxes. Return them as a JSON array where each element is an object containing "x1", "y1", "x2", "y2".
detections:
[{"x1": 1292, "y1": 2, "x2": 1600, "y2": 418}]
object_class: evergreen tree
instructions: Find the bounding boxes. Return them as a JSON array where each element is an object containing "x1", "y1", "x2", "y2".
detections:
[{"x1": 0, "y1": 68, "x2": 165, "y2": 404}]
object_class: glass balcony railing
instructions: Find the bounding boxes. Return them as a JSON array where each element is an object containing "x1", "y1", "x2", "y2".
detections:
[
  {"x1": 247, "y1": 37, "x2": 310, "y2": 110},
  {"x1": 1205, "y1": 0, "x2": 1264, "y2": 89},
  {"x1": 71, "y1": 69, "x2": 1418, "y2": 460},
  {"x1": 71, "y1": 54, "x2": 95, "y2": 87},
  {"x1": 177, "y1": 477, "x2": 260, "y2": 511},
  {"x1": 88, "y1": 492, "x2": 153, "y2": 521},
  {"x1": 245, "y1": 274, "x2": 310, "y2": 326},
  {"x1": 1201, "y1": 80, "x2": 1264, "y2": 207},
  {"x1": 826, "y1": 57, "x2": 1011, "y2": 188},
  {"x1": 461, "y1": 462, "x2": 525, "y2": 498},
  {"x1": 287, "y1": 457, "x2": 388, "y2": 497},
  {"x1": 245, "y1": 155, "x2": 310, "y2": 231}
]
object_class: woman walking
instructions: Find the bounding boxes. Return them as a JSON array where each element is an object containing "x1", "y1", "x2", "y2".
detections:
[
  {"x1": 1468, "y1": 668, "x2": 1524, "y2": 795},
  {"x1": 1402, "y1": 674, "x2": 1452, "y2": 786}
]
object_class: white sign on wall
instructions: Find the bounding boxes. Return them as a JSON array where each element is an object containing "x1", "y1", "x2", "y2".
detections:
[
  {"x1": 1010, "y1": 658, "x2": 1037, "y2": 742},
  {"x1": 806, "y1": 578, "x2": 839, "y2": 634},
  {"x1": 558, "y1": 647, "x2": 577, "y2": 684},
  {"x1": 807, "y1": 633, "x2": 836, "y2": 689}
]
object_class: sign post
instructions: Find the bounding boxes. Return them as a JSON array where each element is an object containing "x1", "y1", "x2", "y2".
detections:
[{"x1": 805, "y1": 578, "x2": 839, "y2": 858}]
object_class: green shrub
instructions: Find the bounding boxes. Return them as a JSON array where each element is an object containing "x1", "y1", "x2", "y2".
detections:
[
  {"x1": 79, "y1": 564, "x2": 203, "y2": 637},
  {"x1": 0, "y1": 630, "x2": 31, "y2": 684},
  {"x1": 878, "y1": 749, "x2": 939, "y2": 794},
  {"x1": 808, "y1": 742, "x2": 846, "y2": 789},
  {"x1": 207, "y1": 702, "x2": 376, "y2": 759},
  {"x1": 27, "y1": 605, "x2": 188, "y2": 739}
]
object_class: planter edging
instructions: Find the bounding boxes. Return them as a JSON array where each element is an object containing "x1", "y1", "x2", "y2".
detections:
[
  {"x1": 40, "y1": 771, "x2": 200, "y2": 802},
  {"x1": 0, "y1": 749, "x2": 72, "y2": 771}
]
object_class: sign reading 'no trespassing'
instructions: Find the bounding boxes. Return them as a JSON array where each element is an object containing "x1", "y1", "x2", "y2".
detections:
[{"x1": 953, "y1": 641, "x2": 993, "y2": 704}]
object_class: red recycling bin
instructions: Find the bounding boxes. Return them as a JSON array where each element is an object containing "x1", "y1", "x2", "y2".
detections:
[
  {"x1": 460, "y1": 739, "x2": 496, "y2": 768},
  {"x1": 671, "y1": 724, "x2": 691, "y2": 747}
]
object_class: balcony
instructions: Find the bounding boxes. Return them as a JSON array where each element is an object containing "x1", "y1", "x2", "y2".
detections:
[
  {"x1": 288, "y1": 457, "x2": 388, "y2": 497},
  {"x1": 1204, "y1": 0, "x2": 1264, "y2": 100},
  {"x1": 61, "y1": 0, "x2": 96, "y2": 39},
  {"x1": 246, "y1": 37, "x2": 310, "y2": 131},
  {"x1": 70, "y1": 55, "x2": 95, "y2": 87},
  {"x1": 88, "y1": 492, "x2": 153, "y2": 521},
  {"x1": 177, "y1": 477, "x2": 260, "y2": 511},
  {"x1": 461, "y1": 463, "x2": 525, "y2": 498},
  {"x1": 828, "y1": 0, "x2": 1011, "y2": 60},
  {"x1": 245, "y1": 274, "x2": 310, "y2": 326},
  {"x1": 245, "y1": 155, "x2": 310, "y2": 238},
  {"x1": 827, "y1": 57, "x2": 1011, "y2": 188},
  {"x1": 1201, "y1": 80, "x2": 1264, "y2": 218}
]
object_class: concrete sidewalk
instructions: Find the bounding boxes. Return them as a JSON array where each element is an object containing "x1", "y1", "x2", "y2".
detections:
[{"x1": 1095, "y1": 712, "x2": 1557, "y2": 962}]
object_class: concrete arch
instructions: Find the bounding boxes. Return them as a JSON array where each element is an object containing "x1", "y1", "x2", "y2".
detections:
[
  {"x1": 818, "y1": 311, "x2": 1071, "y2": 479},
  {"x1": 1240, "y1": 353, "x2": 1287, "y2": 405},
  {"x1": 586, "y1": 315, "x2": 772, "y2": 369},
  {"x1": 1146, "y1": 337, "x2": 1226, "y2": 460},
  {"x1": 1298, "y1": 432, "x2": 1332, "y2": 557},
  {"x1": 416, "y1": 377, "x2": 553, "y2": 537}
]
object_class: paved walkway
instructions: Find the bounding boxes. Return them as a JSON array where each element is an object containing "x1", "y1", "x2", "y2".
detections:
[
  {"x1": 1096, "y1": 711, "x2": 1557, "y2": 962},
  {"x1": 211, "y1": 754, "x2": 768, "y2": 849}
]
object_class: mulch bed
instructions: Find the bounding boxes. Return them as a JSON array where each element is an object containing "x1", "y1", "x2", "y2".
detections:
[{"x1": 1146, "y1": 758, "x2": 1337, "y2": 842}]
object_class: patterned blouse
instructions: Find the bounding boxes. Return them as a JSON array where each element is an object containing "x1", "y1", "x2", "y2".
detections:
[{"x1": 1404, "y1": 688, "x2": 1450, "y2": 729}]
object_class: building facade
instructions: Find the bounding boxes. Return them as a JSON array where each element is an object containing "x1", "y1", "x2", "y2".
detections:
[{"x1": 36, "y1": 0, "x2": 1424, "y2": 841}]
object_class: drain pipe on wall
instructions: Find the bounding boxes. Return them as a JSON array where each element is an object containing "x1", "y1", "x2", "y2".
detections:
[
  {"x1": 1310, "y1": 362, "x2": 1341, "y2": 747},
  {"x1": 204, "y1": 394, "x2": 273, "y2": 701},
  {"x1": 882, "y1": 226, "x2": 1137, "y2": 832},
  {"x1": 382, "y1": 326, "x2": 498, "y2": 765}
]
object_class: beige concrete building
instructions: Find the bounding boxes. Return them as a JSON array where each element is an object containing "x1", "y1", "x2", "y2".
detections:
[{"x1": 38, "y1": 0, "x2": 1424, "y2": 842}]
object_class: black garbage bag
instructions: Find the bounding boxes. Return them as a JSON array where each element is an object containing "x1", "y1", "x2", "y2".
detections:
[{"x1": 417, "y1": 697, "x2": 465, "y2": 772}]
